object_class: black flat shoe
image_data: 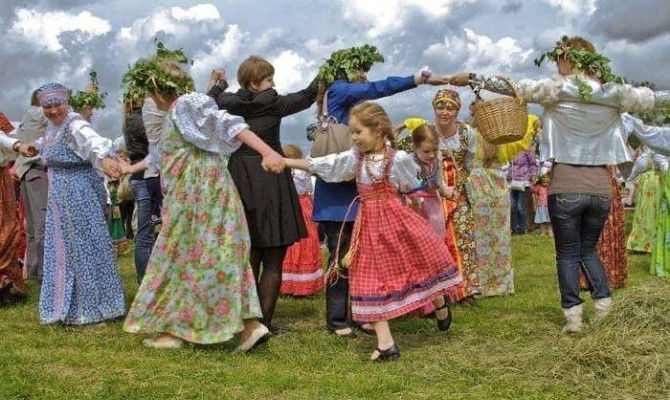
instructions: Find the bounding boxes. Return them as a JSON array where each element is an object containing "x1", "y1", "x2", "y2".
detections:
[
  {"x1": 371, "y1": 343, "x2": 400, "y2": 362},
  {"x1": 435, "y1": 301, "x2": 452, "y2": 332}
]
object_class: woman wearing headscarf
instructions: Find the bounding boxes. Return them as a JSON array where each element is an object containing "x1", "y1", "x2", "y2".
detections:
[
  {"x1": 35, "y1": 83, "x2": 126, "y2": 326},
  {"x1": 399, "y1": 89, "x2": 481, "y2": 301}
]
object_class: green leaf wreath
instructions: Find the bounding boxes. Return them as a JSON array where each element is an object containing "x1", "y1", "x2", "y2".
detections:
[
  {"x1": 69, "y1": 70, "x2": 107, "y2": 110},
  {"x1": 317, "y1": 45, "x2": 385, "y2": 86},
  {"x1": 534, "y1": 36, "x2": 624, "y2": 100},
  {"x1": 122, "y1": 41, "x2": 195, "y2": 108}
]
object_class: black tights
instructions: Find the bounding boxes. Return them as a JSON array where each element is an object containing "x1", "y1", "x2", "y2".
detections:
[{"x1": 250, "y1": 246, "x2": 287, "y2": 328}]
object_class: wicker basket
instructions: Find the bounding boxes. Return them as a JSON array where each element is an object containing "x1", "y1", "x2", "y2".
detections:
[{"x1": 472, "y1": 76, "x2": 527, "y2": 145}]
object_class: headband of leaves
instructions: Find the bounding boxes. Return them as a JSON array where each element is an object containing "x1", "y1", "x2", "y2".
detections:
[
  {"x1": 122, "y1": 41, "x2": 195, "y2": 108},
  {"x1": 534, "y1": 36, "x2": 624, "y2": 100},
  {"x1": 317, "y1": 45, "x2": 384, "y2": 86},
  {"x1": 69, "y1": 70, "x2": 107, "y2": 110}
]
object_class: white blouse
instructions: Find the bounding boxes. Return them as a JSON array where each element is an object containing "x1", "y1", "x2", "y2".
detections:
[
  {"x1": 308, "y1": 147, "x2": 421, "y2": 193},
  {"x1": 40, "y1": 112, "x2": 116, "y2": 174},
  {"x1": 477, "y1": 74, "x2": 661, "y2": 165},
  {"x1": 146, "y1": 92, "x2": 249, "y2": 172},
  {"x1": 292, "y1": 169, "x2": 313, "y2": 195},
  {"x1": 622, "y1": 113, "x2": 670, "y2": 157},
  {"x1": 0, "y1": 133, "x2": 19, "y2": 166}
]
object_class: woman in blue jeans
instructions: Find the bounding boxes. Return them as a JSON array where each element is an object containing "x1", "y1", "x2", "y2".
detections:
[
  {"x1": 123, "y1": 98, "x2": 165, "y2": 283},
  {"x1": 451, "y1": 36, "x2": 670, "y2": 333}
]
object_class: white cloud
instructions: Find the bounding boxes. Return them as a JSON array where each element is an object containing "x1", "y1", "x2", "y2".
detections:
[
  {"x1": 9, "y1": 8, "x2": 111, "y2": 52},
  {"x1": 339, "y1": 0, "x2": 475, "y2": 37},
  {"x1": 117, "y1": 8, "x2": 188, "y2": 42},
  {"x1": 305, "y1": 36, "x2": 348, "y2": 59},
  {"x1": 170, "y1": 4, "x2": 220, "y2": 22},
  {"x1": 191, "y1": 24, "x2": 248, "y2": 83},
  {"x1": 423, "y1": 28, "x2": 534, "y2": 76},
  {"x1": 270, "y1": 50, "x2": 316, "y2": 92},
  {"x1": 252, "y1": 28, "x2": 286, "y2": 52},
  {"x1": 540, "y1": 0, "x2": 597, "y2": 18},
  {"x1": 601, "y1": 35, "x2": 670, "y2": 88}
]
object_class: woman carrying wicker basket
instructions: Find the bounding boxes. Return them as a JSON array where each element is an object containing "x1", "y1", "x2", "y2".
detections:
[
  {"x1": 398, "y1": 110, "x2": 538, "y2": 299},
  {"x1": 449, "y1": 36, "x2": 670, "y2": 333}
]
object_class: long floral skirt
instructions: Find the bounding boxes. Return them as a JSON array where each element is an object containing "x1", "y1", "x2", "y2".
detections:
[
  {"x1": 124, "y1": 126, "x2": 261, "y2": 344},
  {"x1": 651, "y1": 172, "x2": 670, "y2": 278},
  {"x1": 627, "y1": 171, "x2": 661, "y2": 253},
  {"x1": 442, "y1": 191, "x2": 480, "y2": 299},
  {"x1": 0, "y1": 168, "x2": 25, "y2": 295},
  {"x1": 469, "y1": 168, "x2": 514, "y2": 297}
]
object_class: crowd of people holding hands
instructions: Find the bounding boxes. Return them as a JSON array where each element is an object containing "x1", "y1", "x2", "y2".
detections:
[{"x1": 1, "y1": 35, "x2": 670, "y2": 361}]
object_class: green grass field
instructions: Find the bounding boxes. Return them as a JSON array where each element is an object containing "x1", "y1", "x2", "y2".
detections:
[{"x1": 1, "y1": 232, "x2": 668, "y2": 400}]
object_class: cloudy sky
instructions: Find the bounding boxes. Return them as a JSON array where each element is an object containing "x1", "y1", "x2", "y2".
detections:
[{"x1": 1, "y1": 0, "x2": 669, "y2": 150}]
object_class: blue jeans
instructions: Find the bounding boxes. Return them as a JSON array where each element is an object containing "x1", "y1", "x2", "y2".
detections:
[
  {"x1": 549, "y1": 193, "x2": 612, "y2": 309},
  {"x1": 510, "y1": 187, "x2": 530, "y2": 234},
  {"x1": 130, "y1": 178, "x2": 163, "y2": 283}
]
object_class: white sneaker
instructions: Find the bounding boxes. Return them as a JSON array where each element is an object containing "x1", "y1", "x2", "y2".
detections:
[
  {"x1": 142, "y1": 336, "x2": 184, "y2": 349},
  {"x1": 561, "y1": 304, "x2": 583, "y2": 334},
  {"x1": 235, "y1": 324, "x2": 271, "y2": 353},
  {"x1": 593, "y1": 297, "x2": 612, "y2": 323}
]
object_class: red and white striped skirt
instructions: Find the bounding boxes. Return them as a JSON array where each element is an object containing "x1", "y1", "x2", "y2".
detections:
[{"x1": 280, "y1": 195, "x2": 324, "y2": 296}]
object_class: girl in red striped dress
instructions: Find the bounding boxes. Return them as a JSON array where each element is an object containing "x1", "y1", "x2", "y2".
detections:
[
  {"x1": 280, "y1": 144, "x2": 324, "y2": 297},
  {"x1": 284, "y1": 102, "x2": 463, "y2": 361}
]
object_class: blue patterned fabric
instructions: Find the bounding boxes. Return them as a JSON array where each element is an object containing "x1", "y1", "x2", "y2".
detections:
[
  {"x1": 39, "y1": 115, "x2": 125, "y2": 325},
  {"x1": 36, "y1": 82, "x2": 69, "y2": 107}
]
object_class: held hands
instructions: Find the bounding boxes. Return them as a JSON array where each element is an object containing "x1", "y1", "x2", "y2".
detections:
[
  {"x1": 208, "y1": 68, "x2": 227, "y2": 89},
  {"x1": 424, "y1": 74, "x2": 451, "y2": 86},
  {"x1": 261, "y1": 150, "x2": 286, "y2": 174},
  {"x1": 116, "y1": 157, "x2": 134, "y2": 176},
  {"x1": 447, "y1": 73, "x2": 471, "y2": 87},
  {"x1": 16, "y1": 143, "x2": 38, "y2": 157},
  {"x1": 101, "y1": 157, "x2": 123, "y2": 179}
]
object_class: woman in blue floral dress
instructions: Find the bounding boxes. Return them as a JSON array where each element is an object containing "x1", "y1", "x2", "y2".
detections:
[{"x1": 36, "y1": 83, "x2": 126, "y2": 325}]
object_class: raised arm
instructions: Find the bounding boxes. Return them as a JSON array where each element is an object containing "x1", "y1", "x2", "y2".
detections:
[
  {"x1": 622, "y1": 113, "x2": 670, "y2": 156},
  {"x1": 276, "y1": 77, "x2": 319, "y2": 118}
]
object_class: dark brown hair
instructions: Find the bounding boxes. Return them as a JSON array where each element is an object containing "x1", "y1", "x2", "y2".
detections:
[
  {"x1": 30, "y1": 90, "x2": 39, "y2": 107},
  {"x1": 237, "y1": 56, "x2": 275, "y2": 90}
]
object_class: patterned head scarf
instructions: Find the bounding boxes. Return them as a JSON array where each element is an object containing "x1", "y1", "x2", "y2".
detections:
[
  {"x1": 432, "y1": 88, "x2": 461, "y2": 109},
  {"x1": 36, "y1": 83, "x2": 70, "y2": 107}
]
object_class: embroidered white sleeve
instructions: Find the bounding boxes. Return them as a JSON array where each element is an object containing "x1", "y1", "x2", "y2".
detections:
[
  {"x1": 0, "y1": 134, "x2": 18, "y2": 166},
  {"x1": 390, "y1": 150, "x2": 421, "y2": 193},
  {"x1": 68, "y1": 119, "x2": 114, "y2": 172},
  {"x1": 173, "y1": 93, "x2": 249, "y2": 155}
]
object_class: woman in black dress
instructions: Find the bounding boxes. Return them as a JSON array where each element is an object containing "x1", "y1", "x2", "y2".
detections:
[{"x1": 208, "y1": 56, "x2": 318, "y2": 331}]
